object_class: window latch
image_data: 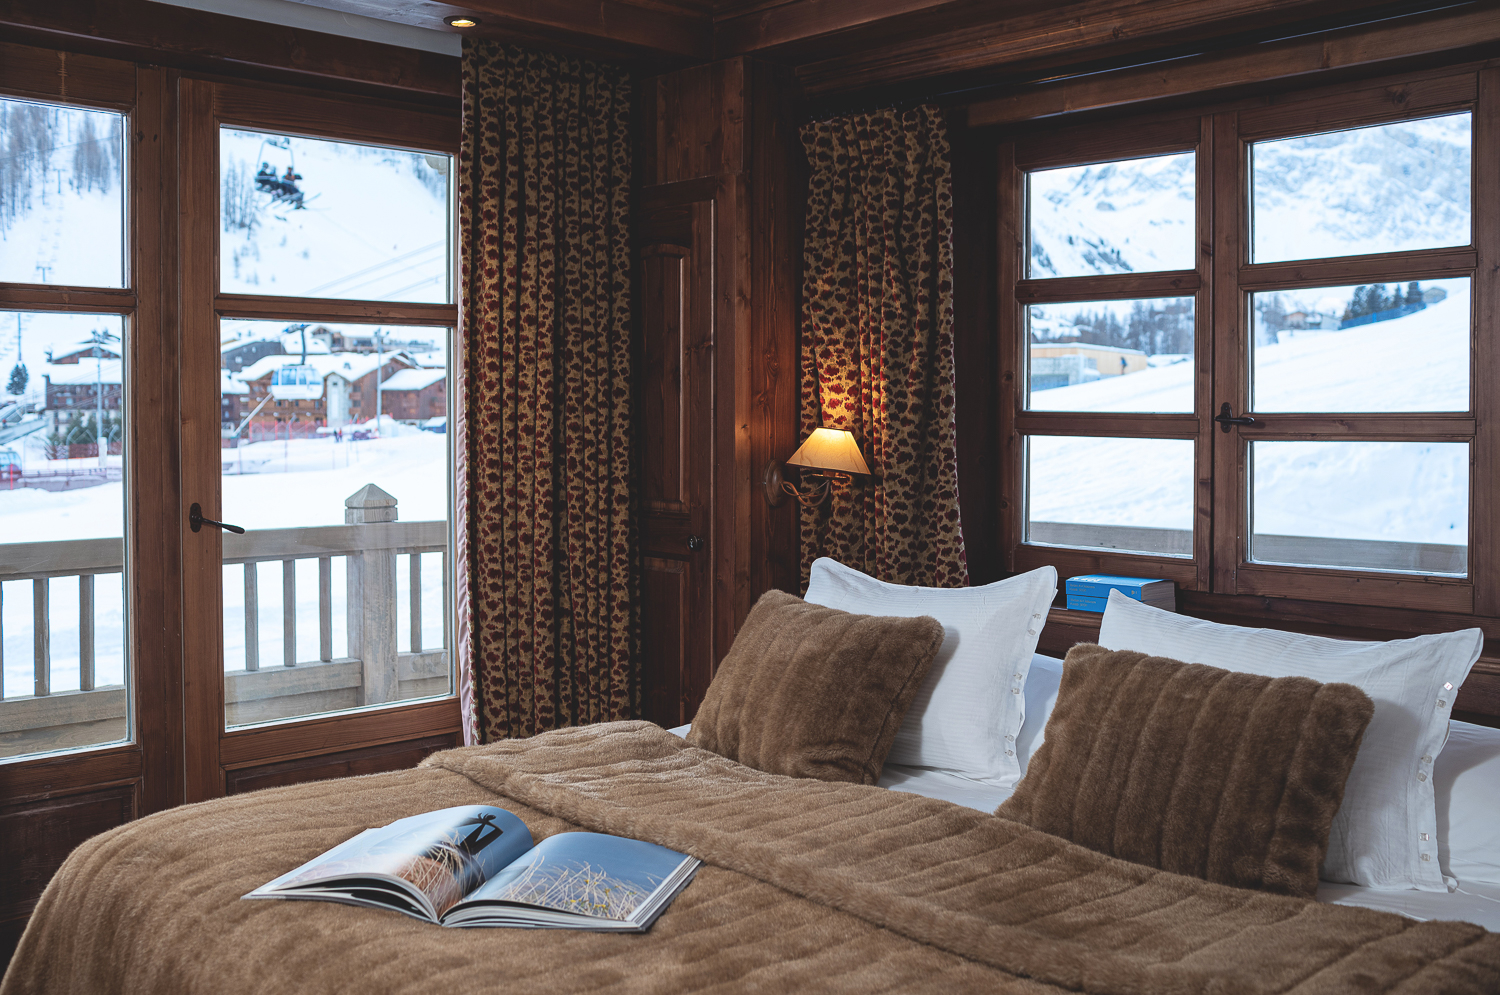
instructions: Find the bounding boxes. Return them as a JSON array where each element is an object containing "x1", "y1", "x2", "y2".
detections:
[
  {"x1": 189, "y1": 503, "x2": 245, "y2": 534},
  {"x1": 1214, "y1": 402, "x2": 1258, "y2": 433}
]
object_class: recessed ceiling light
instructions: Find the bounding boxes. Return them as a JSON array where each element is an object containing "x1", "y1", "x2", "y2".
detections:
[{"x1": 444, "y1": 15, "x2": 479, "y2": 28}]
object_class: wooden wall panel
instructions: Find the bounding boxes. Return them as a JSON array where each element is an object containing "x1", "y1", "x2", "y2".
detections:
[
  {"x1": 747, "y1": 60, "x2": 804, "y2": 599},
  {"x1": 0, "y1": 783, "x2": 138, "y2": 961},
  {"x1": 223, "y1": 734, "x2": 457, "y2": 794},
  {"x1": 949, "y1": 120, "x2": 1001, "y2": 584},
  {"x1": 0, "y1": 0, "x2": 459, "y2": 104},
  {"x1": 638, "y1": 58, "x2": 801, "y2": 721}
]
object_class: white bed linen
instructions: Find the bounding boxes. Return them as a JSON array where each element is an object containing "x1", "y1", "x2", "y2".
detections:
[
  {"x1": 666, "y1": 722, "x2": 1497, "y2": 930},
  {"x1": 1318, "y1": 881, "x2": 1500, "y2": 931}
]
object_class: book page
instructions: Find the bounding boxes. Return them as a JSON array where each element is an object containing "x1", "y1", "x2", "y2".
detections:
[
  {"x1": 462, "y1": 832, "x2": 689, "y2": 921},
  {"x1": 257, "y1": 806, "x2": 533, "y2": 918}
]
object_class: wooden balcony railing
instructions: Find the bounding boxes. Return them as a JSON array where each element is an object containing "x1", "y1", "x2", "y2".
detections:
[{"x1": 0, "y1": 488, "x2": 450, "y2": 759}]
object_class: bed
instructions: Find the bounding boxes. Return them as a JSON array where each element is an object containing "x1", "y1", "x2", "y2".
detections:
[{"x1": 4, "y1": 567, "x2": 1499, "y2": 994}]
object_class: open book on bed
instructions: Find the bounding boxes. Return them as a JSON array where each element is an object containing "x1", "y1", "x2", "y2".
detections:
[{"x1": 244, "y1": 804, "x2": 700, "y2": 932}]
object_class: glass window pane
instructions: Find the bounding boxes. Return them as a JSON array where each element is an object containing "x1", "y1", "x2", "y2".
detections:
[
  {"x1": 1250, "y1": 277, "x2": 1468, "y2": 413},
  {"x1": 1251, "y1": 113, "x2": 1471, "y2": 263},
  {"x1": 220, "y1": 129, "x2": 451, "y2": 303},
  {"x1": 0, "y1": 311, "x2": 129, "y2": 759},
  {"x1": 219, "y1": 319, "x2": 450, "y2": 729},
  {"x1": 0, "y1": 98, "x2": 125, "y2": 288},
  {"x1": 1250, "y1": 441, "x2": 1467, "y2": 575},
  {"x1": 1027, "y1": 151, "x2": 1195, "y2": 278},
  {"x1": 1027, "y1": 436, "x2": 1194, "y2": 556},
  {"x1": 1027, "y1": 297, "x2": 1193, "y2": 412}
]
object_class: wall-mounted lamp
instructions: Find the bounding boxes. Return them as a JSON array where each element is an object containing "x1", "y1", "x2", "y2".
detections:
[{"x1": 763, "y1": 428, "x2": 871, "y2": 507}]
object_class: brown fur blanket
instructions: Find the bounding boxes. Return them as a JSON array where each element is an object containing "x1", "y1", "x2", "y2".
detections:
[{"x1": 3, "y1": 721, "x2": 1497, "y2": 994}]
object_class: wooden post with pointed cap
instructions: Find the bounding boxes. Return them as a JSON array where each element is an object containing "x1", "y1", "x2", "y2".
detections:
[{"x1": 346, "y1": 483, "x2": 398, "y2": 705}]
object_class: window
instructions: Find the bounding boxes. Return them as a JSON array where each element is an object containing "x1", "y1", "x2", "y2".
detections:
[
  {"x1": 1001, "y1": 71, "x2": 1489, "y2": 613},
  {"x1": 0, "y1": 56, "x2": 460, "y2": 800},
  {"x1": 1, "y1": 90, "x2": 132, "y2": 760}
]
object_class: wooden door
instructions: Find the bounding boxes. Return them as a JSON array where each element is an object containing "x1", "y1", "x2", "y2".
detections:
[{"x1": 638, "y1": 195, "x2": 714, "y2": 727}]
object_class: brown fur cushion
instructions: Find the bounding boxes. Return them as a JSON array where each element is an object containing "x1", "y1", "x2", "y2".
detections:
[
  {"x1": 997, "y1": 643, "x2": 1374, "y2": 897},
  {"x1": 686, "y1": 590, "x2": 944, "y2": 785}
]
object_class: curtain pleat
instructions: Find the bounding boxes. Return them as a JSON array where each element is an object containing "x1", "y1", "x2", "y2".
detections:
[
  {"x1": 459, "y1": 41, "x2": 636, "y2": 742},
  {"x1": 798, "y1": 105, "x2": 967, "y2": 589}
]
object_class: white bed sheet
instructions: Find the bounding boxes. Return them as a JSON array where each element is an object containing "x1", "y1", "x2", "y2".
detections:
[{"x1": 666, "y1": 722, "x2": 1498, "y2": 930}]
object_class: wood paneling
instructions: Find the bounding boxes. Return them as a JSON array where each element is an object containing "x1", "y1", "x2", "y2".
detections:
[
  {"x1": 966, "y1": 5, "x2": 1500, "y2": 128},
  {"x1": 0, "y1": 0, "x2": 459, "y2": 103},
  {"x1": 0, "y1": 38, "x2": 134, "y2": 106},
  {"x1": 0, "y1": 783, "x2": 137, "y2": 944},
  {"x1": 637, "y1": 196, "x2": 715, "y2": 725},
  {"x1": 746, "y1": 60, "x2": 803, "y2": 600},
  {"x1": 637, "y1": 58, "x2": 801, "y2": 721},
  {"x1": 224, "y1": 734, "x2": 456, "y2": 794},
  {"x1": 949, "y1": 121, "x2": 1001, "y2": 583}
]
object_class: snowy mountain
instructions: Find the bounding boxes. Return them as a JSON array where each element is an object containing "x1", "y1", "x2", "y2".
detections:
[
  {"x1": 1027, "y1": 111, "x2": 1470, "y2": 277},
  {"x1": 220, "y1": 129, "x2": 450, "y2": 303}
]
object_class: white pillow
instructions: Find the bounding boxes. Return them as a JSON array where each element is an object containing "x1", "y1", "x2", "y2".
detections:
[
  {"x1": 1016, "y1": 653, "x2": 1063, "y2": 776},
  {"x1": 1098, "y1": 591, "x2": 1482, "y2": 892},
  {"x1": 803, "y1": 558, "x2": 1056, "y2": 787},
  {"x1": 1436, "y1": 719, "x2": 1500, "y2": 885}
]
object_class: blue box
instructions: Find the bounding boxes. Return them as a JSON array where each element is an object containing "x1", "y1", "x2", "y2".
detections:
[
  {"x1": 1064, "y1": 574, "x2": 1175, "y2": 613},
  {"x1": 1064, "y1": 594, "x2": 1110, "y2": 613}
]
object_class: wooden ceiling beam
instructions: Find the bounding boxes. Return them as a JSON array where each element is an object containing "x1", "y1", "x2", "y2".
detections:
[
  {"x1": 711, "y1": 0, "x2": 970, "y2": 58},
  {"x1": 787, "y1": 0, "x2": 1439, "y2": 95},
  {"x1": 965, "y1": 4, "x2": 1500, "y2": 127},
  {"x1": 279, "y1": 0, "x2": 713, "y2": 63}
]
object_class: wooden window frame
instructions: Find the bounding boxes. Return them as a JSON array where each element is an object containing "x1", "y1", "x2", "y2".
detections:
[
  {"x1": 178, "y1": 77, "x2": 461, "y2": 800},
  {"x1": 0, "y1": 45, "x2": 180, "y2": 814},
  {"x1": 0, "y1": 46, "x2": 461, "y2": 802},
  {"x1": 1000, "y1": 63, "x2": 1498, "y2": 618}
]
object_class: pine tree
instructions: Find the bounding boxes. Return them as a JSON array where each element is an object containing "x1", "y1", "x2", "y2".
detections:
[
  {"x1": 1344, "y1": 286, "x2": 1368, "y2": 322},
  {"x1": 1406, "y1": 281, "x2": 1424, "y2": 306},
  {"x1": 6, "y1": 362, "x2": 25, "y2": 395}
]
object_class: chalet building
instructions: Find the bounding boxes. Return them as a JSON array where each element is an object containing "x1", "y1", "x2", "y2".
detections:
[
  {"x1": 228, "y1": 351, "x2": 417, "y2": 437},
  {"x1": 47, "y1": 340, "x2": 122, "y2": 365},
  {"x1": 220, "y1": 337, "x2": 287, "y2": 373},
  {"x1": 378, "y1": 368, "x2": 446, "y2": 422},
  {"x1": 41, "y1": 360, "x2": 123, "y2": 431}
]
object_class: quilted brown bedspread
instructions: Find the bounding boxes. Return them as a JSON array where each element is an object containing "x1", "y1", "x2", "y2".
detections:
[{"x1": 4, "y1": 721, "x2": 1497, "y2": 995}]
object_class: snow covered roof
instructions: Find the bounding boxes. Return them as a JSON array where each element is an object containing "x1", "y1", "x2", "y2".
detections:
[
  {"x1": 380, "y1": 368, "x2": 446, "y2": 392},
  {"x1": 45, "y1": 360, "x2": 122, "y2": 386},
  {"x1": 234, "y1": 351, "x2": 414, "y2": 385},
  {"x1": 222, "y1": 370, "x2": 251, "y2": 395},
  {"x1": 51, "y1": 340, "x2": 123, "y2": 362}
]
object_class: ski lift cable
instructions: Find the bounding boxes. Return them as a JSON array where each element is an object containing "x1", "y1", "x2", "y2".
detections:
[
  {"x1": 379, "y1": 275, "x2": 443, "y2": 300},
  {"x1": 303, "y1": 240, "x2": 446, "y2": 295},
  {"x1": 331, "y1": 250, "x2": 446, "y2": 299}
]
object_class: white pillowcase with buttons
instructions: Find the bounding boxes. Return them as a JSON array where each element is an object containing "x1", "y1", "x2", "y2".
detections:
[
  {"x1": 802, "y1": 558, "x2": 1057, "y2": 788},
  {"x1": 1098, "y1": 591, "x2": 1482, "y2": 892}
]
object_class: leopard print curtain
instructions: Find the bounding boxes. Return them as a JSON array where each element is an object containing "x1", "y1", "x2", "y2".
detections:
[
  {"x1": 798, "y1": 105, "x2": 968, "y2": 589},
  {"x1": 458, "y1": 41, "x2": 636, "y2": 742}
]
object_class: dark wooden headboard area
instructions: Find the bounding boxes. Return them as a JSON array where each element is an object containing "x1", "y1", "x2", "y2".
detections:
[{"x1": 1036, "y1": 607, "x2": 1500, "y2": 730}]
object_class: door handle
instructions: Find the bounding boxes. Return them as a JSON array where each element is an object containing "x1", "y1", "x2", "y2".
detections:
[
  {"x1": 1214, "y1": 402, "x2": 1258, "y2": 433},
  {"x1": 686, "y1": 534, "x2": 704, "y2": 551},
  {"x1": 189, "y1": 503, "x2": 245, "y2": 534}
]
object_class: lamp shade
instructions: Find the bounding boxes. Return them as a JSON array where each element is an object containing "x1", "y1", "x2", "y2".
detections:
[{"x1": 785, "y1": 428, "x2": 870, "y2": 476}]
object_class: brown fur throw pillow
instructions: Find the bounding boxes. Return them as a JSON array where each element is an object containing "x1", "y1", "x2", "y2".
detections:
[
  {"x1": 997, "y1": 643, "x2": 1374, "y2": 897},
  {"x1": 686, "y1": 590, "x2": 944, "y2": 785}
]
